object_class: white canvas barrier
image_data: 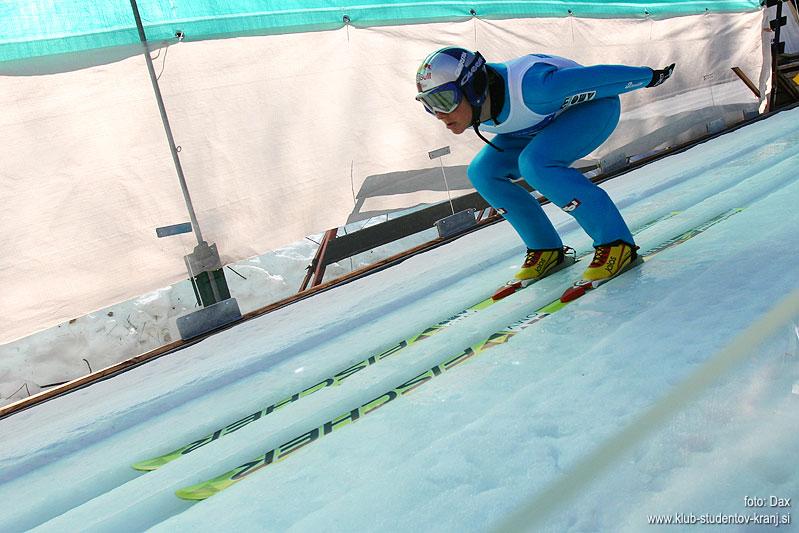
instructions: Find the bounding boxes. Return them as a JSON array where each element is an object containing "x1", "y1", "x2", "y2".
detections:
[{"x1": 0, "y1": 10, "x2": 767, "y2": 343}]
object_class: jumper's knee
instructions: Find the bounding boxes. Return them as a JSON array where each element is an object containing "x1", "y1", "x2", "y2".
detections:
[
  {"x1": 517, "y1": 153, "x2": 554, "y2": 191},
  {"x1": 467, "y1": 157, "x2": 495, "y2": 191}
]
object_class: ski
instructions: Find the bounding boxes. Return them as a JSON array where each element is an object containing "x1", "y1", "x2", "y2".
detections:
[
  {"x1": 491, "y1": 211, "x2": 677, "y2": 301},
  {"x1": 174, "y1": 208, "x2": 739, "y2": 501},
  {"x1": 131, "y1": 261, "x2": 565, "y2": 472},
  {"x1": 130, "y1": 268, "x2": 570, "y2": 472},
  {"x1": 560, "y1": 208, "x2": 742, "y2": 303},
  {"x1": 174, "y1": 312, "x2": 560, "y2": 501},
  {"x1": 560, "y1": 256, "x2": 644, "y2": 303},
  {"x1": 490, "y1": 250, "x2": 576, "y2": 301},
  {"x1": 133, "y1": 212, "x2": 675, "y2": 472}
]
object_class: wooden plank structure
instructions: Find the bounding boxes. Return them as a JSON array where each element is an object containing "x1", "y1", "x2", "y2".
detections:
[
  {"x1": 767, "y1": 0, "x2": 799, "y2": 108},
  {"x1": 774, "y1": 52, "x2": 799, "y2": 106},
  {"x1": 297, "y1": 166, "x2": 603, "y2": 290}
]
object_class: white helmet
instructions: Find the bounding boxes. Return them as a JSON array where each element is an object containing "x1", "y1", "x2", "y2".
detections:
[{"x1": 415, "y1": 47, "x2": 488, "y2": 114}]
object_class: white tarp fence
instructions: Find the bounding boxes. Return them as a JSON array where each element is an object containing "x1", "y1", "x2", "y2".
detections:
[{"x1": 0, "y1": 10, "x2": 768, "y2": 343}]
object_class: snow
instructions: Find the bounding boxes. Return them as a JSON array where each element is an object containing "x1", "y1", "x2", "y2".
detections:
[
  {"x1": 1, "y1": 108, "x2": 798, "y2": 532},
  {"x1": 0, "y1": 212, "x2": 436, "y2": 407}
]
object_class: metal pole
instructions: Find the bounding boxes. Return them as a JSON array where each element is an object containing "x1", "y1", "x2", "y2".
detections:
[
  {"x1": 129, "y1": 0, "x2": 204, "y2": 246},
  {"x1": 429, "y1": 146, "x2": 455, "y2": 216},
  {"x1": 438, "y1": 158, "x2": 456, "y2": 216}
]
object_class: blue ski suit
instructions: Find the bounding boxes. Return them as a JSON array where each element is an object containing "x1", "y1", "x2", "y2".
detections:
[{"x1": 469, "y1": 54, "x2": 653, "y2": 250}]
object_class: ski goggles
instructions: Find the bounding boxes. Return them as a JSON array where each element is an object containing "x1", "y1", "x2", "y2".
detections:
[{"x1": 415, "y1": 82, "x2": 462, "y2": 115}]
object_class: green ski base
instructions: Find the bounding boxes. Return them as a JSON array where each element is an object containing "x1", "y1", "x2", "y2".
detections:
[
  {"x1": 132, "y1": 212, "x2": 677, "y2": 472},
  {"x1": 175, "y1": 208, "x2": 740, "y2": 501}
]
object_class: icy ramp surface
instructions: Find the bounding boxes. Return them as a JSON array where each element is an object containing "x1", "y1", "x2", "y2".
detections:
[{"x1": 1, "y1": 109, "x2": 799, "y2": 532}]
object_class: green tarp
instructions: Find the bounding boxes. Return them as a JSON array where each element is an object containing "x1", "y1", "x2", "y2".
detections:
[{"x1": 1, "y1": 0, "x2": 762, "y2": 63}]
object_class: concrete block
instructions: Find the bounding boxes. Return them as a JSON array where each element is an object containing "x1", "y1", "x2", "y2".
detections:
[
  {"x1": 435, "y1": 209, "x2": 476, "y2": 238},
  {"x1": 177, "y1": 298, "x2": 242, "y2": 340}
]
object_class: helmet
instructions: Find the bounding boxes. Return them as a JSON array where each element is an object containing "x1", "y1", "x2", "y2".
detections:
[{"x1": 415, "y1": 47, "x2": 488, "y2": 114}]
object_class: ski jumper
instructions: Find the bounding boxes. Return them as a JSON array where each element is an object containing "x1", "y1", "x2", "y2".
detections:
[{"x1": 467, "y1": 54, "x2": 652, "y2": 250}]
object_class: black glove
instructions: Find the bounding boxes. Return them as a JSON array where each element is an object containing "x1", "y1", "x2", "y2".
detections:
[{"x1": 647, "y1": 63, "x2": 675, "y2": 87}]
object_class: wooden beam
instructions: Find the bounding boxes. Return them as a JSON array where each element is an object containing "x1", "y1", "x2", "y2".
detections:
[{"x1": 731, "y1": 67, "x2": 761, "y2": 98}]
